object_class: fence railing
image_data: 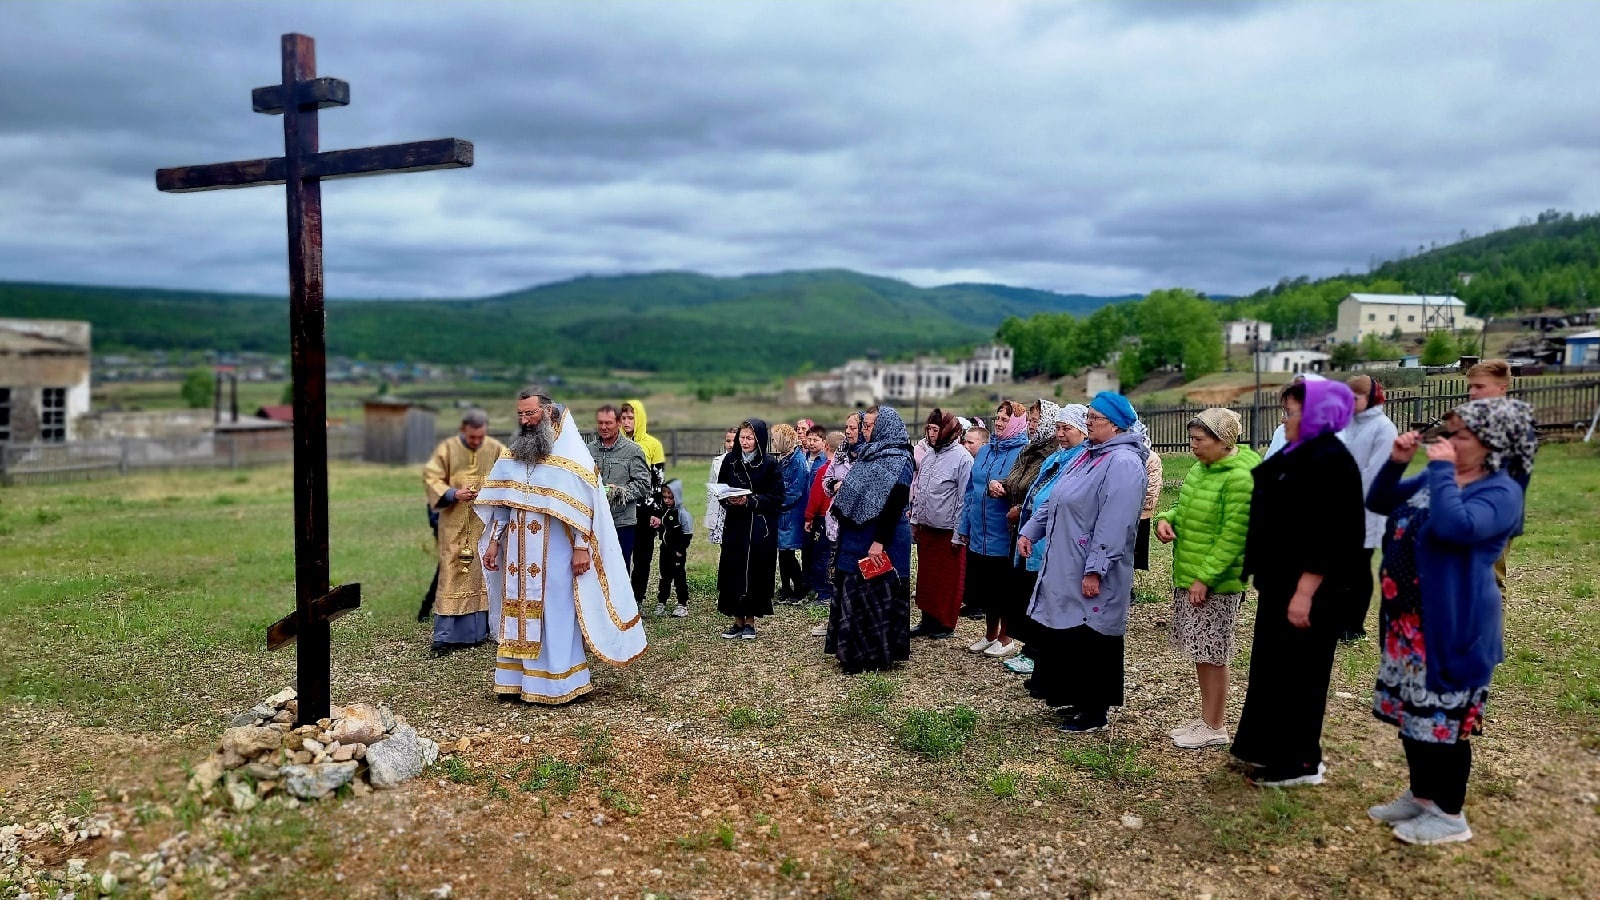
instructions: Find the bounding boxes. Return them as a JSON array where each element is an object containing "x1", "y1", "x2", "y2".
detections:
[{"x1": 0, "y1": 427, "x2": 364, "y2": 487}]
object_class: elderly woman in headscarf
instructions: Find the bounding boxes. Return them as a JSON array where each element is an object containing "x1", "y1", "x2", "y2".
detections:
[
  {"x1": 910, "y1": 409, "x2": 974, "y2": 639},
  {"x1": 1337, "y1": 374, "x2": 1400, "y2": 641},
  {"x1": 716, "y1": 418, "x2": 786, "y2": 640},
  {"x1": 769, "y1": 423, "x2": 812, "y2": 603},
  {"x1": 1232, "y1": 379, "x2": 1366, "y2": 786},
  {"x1": 827, "y1": 406, "x2": 916, "y2": 673},
  {"x1": 1015, "y1": 392, "x2": 1149, "y2": 732},
  {"x1": 1130, "y1": 422, "x2": 1164, "y2": 571},
  {"x1": 1002, "y1": 403, "x2": 1089, "y2": 669},
  {"x1": 1153, "y1": 408, "x2": 1260, "y2": 749},
  {"x1": 995, "y1": 399, "x2": 1061, "y2": 674},
  {"x1": 808, "y1": 415, "x2": 863, "y2": 638},
  {"x1": 1362, "y1": 398, "x2": 1534, "y2": 846},
  {"x1": 955, "y1": 400, "x2": 1030, "y2": 646}
]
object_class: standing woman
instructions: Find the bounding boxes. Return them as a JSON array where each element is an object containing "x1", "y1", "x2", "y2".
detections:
[
  {"x1": 1131, "y1": 422, "x2": 1164, "y2": 571},
  {"x1": 828, "y1": 406, "x2": 916, "y2": 673},
  {"x1": 1015, "y1": 393, "x2": 1149, "y2": 732},
  {"x1": 770, "y1": 424, "x2": 811, "y2": 602},
  {"x1": 716, "y1": 419, "x2": 785, "y2": 640},
  {"x1": 1153, "y1": 408, "x2": 1260, "y2": 749},
  {"x1": 956, "y1": 401, "x2": 1029, "y2": 653},
  {"x1": 705, "y1": 426, "x2": 737, "y2": 546},
  {"x1": 1006, "y1": 404, "x2": 1090, "y2": 667},
  {"x1": 1364, "y1": 399, "x2": 1533, "y2": 845},
  {"x1": 910, "y1": 409, "x2": 974, "y2": 639},
  {"x1": 1232, "y1": 379, "x2": 1365, "y2": 786},
  {"x1": 812, "y1": 415, "x2": 862, "y2": 638},
  {"x1": 1338, "y1": 374, "x2": 1400, "y2": 641},
  {"x1": 997, "y1": 399, "x2": 1061, "y2": 675}
]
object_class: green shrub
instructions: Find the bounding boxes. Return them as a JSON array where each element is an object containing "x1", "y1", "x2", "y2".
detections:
[{"x1": 898, "y1": 705, "x2": 979, "y2": 760}]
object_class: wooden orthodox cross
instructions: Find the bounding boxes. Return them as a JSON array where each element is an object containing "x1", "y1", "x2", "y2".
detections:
[{"x1": 156, "y1": 33, "x2": 473, "y2": 725}]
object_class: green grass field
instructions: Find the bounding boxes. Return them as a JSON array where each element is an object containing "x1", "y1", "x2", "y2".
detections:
[{"x1": 2, "y1": 445, "x2": 1597, "y2": 897}]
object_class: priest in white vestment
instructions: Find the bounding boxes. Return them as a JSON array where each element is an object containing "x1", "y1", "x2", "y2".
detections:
[{"x1": 477, "y1": 389, "x2": 648, "y2": 704}]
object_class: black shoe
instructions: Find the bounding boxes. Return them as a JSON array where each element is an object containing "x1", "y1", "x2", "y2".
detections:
[
  {"x1": 721, "y1": 624, "x2": 744, "y2": 639},
  {"x1": 740, "y1": 624, "x2": 759, "y2": 640},
  {"x1": 925, "y1": 627, "x2": 955, "y2": 640},
  {"x1": 416, "y1": 598, "x2": 434, "y2": 622},
  {"x1": 958, "y1": 605, "x2": 984, "y2": 621},
  {"x1": 1057, "y1": 710, "x2": 1108, "y2": 733},
  {"x1": 428, "y1": 644, "x2": 454, "y2": 658},
  {"x1": 909, "y1": 618, "x2": 937, "y2": 637}
]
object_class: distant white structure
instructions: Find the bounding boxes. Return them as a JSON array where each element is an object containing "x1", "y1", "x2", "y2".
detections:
[
  {"x1": 1565, "y1": 330, "x2": 1600, "y2": 366},
  {"x1": 1222, "y1": 319, "x2": 1272, "y2": 345},
  {"x1": 0, "y1": 319, "x2": 92, "y2": 443},
  {"x1": 1084, "y1": 368, "x2": 1120, "y2": 396},
  {"x1": 785, "y1": 343, "x2": 1014, "y2": 407},
  {"x1": 1255, "y1": 349, "x2": 1330, "y2": 375},
  {"x1": 1335, "y1": 293, "x2": 1485, "y2": 342}
]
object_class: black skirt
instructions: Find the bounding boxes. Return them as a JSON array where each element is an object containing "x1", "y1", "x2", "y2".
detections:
[
  {"x1": 1005, "y1": 562, "x2": 1040, "y2": 644},
  {"x1": 1134, "y1": 517, "x2": 1152, "y2": 571},
  {"x1": 1030, "y1": 624, "x2": 1125, "y2": 712}
]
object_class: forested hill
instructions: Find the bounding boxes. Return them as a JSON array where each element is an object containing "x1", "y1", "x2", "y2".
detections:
[
  {"x1": 1235, "y1": 210, "x2": 1600, "y2": 340},
  {"x1": 0, "y1": 270, "x2": 1135, "y2": 377}
]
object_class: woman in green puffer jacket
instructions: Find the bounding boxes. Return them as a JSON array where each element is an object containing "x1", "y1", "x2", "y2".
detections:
[{"x1": 1154, "y1": 407, "x2": 1261, "y2": 750}]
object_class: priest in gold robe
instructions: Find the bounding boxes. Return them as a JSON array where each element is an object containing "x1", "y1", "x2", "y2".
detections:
[
  {"x1": 477, "y1": 389, "x2": 648, "y2": 704},
  {"x1": 423, "y1": 409, "x2": 506, "y2": 655}
]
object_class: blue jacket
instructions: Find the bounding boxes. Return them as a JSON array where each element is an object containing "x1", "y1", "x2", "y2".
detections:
[
  {"x1": 777, "y1": 448, "x2": 811, "y2": 550},
  {"x1": 1367, "y1": 460, "x2": 1522, "y2": 695},
  {"x1": 1016, "y1": 444, "x2": 1087, "y2": 572},
  {"x1": 956, "y1": 432, "x2": 1028, "y2": 558}
]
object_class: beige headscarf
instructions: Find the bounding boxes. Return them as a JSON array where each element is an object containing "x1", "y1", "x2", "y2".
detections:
[{"x1": 1191, "y1": 407, "x2": 1243, "y2": 448}]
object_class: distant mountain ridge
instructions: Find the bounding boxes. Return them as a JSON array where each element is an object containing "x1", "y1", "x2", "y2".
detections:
[{"x1": 0, "y1": 270, "x2": 1139, "y2": 377}]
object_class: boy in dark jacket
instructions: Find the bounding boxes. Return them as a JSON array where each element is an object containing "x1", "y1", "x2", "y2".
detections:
[{"x1": 656, "y1": 479, "x2": 695, "y2": 617}]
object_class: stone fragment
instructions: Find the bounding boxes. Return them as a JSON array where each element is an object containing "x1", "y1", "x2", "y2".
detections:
[
  {"x1": 365, "y1": 724, "x2": 429, "y2": 788},
  {"x1": 353, "y1": 744, "x2": 367, "y2": 761},
  {"x1": 303, "y1": 739, "x2": 324, "y2": 755},
  {"x1": 1120, "y1": 814, "x2": 1143, "y2": 830},
  {"x1": 187, "y1": 758, "x2": 225, "y2": 792},
  {"x1": 244, "y1": 762, "x2": 280, "y2": 781},
  {"x1": 265, "y1": 687, "x2": 297, "y2": 707},
  {"x1": 220, "y1": 726, "x2": 283, "y2": 759},
  {"x1": 218, "y1": 749, "x2": 247, "y2": 771},
  {"x1": 421, "y1": 736, "x2": 439, "y2": 768},
  {"x1": 379, "y1": 705, "x2": 399, "y2": 732},
  {"x1": 328, "y1": 704, "x2": 387, "y2": 746},
  {"x1": 224, "y1": 776, "x2": 258, "y2": 813},
  {"x1": 330, "y1": 745, "x2": 355, "y2": 763},
  {"x1": 271, "y1": 710, "x2": 294, "y2": 724},
  {"x1": 256, "y1": 780, "x2": 278, "y2": 797},
  {"x1": 281, "y1": 762, "x2": 359, "y2": 800},
  {"x1": 350, "y1": 779, "x2": 371, "y2": 798},
  {"x1": 291, "y1": 750, "x2": 313, "y2": 766}
]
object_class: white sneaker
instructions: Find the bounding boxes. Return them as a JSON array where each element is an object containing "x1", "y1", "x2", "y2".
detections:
[
  {"x1": 1393, "y1": 807, "x2": 1472, "y2": 845},
  {"x1": 984, "y1": 640, "x2": 1022, "y2": 659},
  {"x1": 672, "y1": 605, "x2": 689, "y2": 618},
  {"x1": 809, "y1": 621, "x2": 829, "y2": 637},
  {"x1": 1368, "y1": 790, "x2": 1427, "y2": 824},
  {"x1": 967, "y1": 638, "x2": 995, "y2": 654},
  {"x1": 1252, "y1": 762, "x2": 1327, "y2": 788},
  {"x1": 1174, "y1": 723, "x2": 1230, "y2": 749},
  {"x1": 654, "y1": 602, "x2": 667, "y2": 616},
  {"x1": 1169, "y1": 718, "x2": 1205, "y2": 738}
]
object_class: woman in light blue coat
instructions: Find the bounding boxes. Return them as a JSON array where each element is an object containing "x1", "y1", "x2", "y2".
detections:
[{"x1": 1016, "y1": 392, "x2": 1150, "y2": 733}]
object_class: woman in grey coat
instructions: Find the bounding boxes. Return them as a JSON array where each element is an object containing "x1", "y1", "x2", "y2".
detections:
[{"x1": 1015, "y1": 392, "x2": 1150, "y2": 733}]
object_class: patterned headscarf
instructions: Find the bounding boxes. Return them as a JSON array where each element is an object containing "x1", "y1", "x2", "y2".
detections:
[
  {"x1": 833, "y1": 406, "x2": 914, "y2": 523},
  {"x1": 1288, "y1": 379, "x2": 1354, "y2": 452},
  {"x1": 1129, "y1": 420, "x2": 1152, "y2": 449},
  {"x1": 1190, "y1": 407, "x2": 1243, "y2": 448},
  {"x1": 1451, "y1": 398, "x2": 1536, "y2": 476},
  {"x1": 1056, "y1": 403, "x2": 1088, "y2": 437},
  {"x1": 1030, "y1": 399, "x2": 1062, "y2": 448},
  {"x1": 769, "y1": 423, "x2": 798, "y2": 457},
  {"x1": 927, "y1": 408, "x2": 962, "y2": 451}
]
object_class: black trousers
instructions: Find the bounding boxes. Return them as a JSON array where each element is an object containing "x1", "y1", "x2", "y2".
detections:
[
  {"x1": 1403, "y1": 736, "x2": 1472, "y2": 815},
  {"x1": 1345, "y1": 548, "x2": 1377, "y2": 636},
  {"x1": 657, "y1": 544, "x2": 689, "y2": 606},
  {"x1": 631, "y1": 525, "x2": 657, "y2": 602},
  {"x1": 779, "y1": 548, "x2": 804, "y2": 598}
]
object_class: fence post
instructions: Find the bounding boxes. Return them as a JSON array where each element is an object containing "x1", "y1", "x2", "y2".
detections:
[
  {"x1": 0, "y1": 446, "x2": 8, "y2": 488},
  {"x1": 669, "y1": 429, "x2": 679, "y2": 468},
  {"x1": 119, "y1": 438, "x2": 130, "y2": 476}
]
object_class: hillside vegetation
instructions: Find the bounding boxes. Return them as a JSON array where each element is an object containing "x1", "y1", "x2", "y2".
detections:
[{"x1": 0, "y1": 271, "x2": 1133, "y2": 378}]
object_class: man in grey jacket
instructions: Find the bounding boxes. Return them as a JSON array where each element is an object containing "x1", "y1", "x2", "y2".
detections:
[{"x1": 589, "y1": 405, "x2": 652, "y2": 571}]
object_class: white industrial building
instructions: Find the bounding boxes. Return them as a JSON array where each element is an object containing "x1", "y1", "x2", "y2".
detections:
[
  {"x1": 1335, "y1": 293, "x2": 1484, "y2": 342},
  {"x1": 1222, "y1": 319, "x2": 1272, "y2": 345},
  {"x1": 785, "y1": 343, "x2": 1014, "y2": 407}
]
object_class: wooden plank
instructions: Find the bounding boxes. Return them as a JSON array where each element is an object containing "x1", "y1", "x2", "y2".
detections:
[
  {"x1": 252, "y1": 77, "x2": 350, "y2": 114},
  {"x1": 156, "y1": 139, "x2": 472, "y2": 193},
  {"x1": 266, "y1": 583, "x2": 363, "y2": 651}
]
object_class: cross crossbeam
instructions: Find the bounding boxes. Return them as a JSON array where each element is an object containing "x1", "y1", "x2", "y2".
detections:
[{"x1": 156, "y1": 33, "x2": 472, "y2": 726}]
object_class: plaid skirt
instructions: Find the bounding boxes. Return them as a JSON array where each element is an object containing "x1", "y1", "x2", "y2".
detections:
[{"x1": 829, "y1": 569, "x2": 911, "y2": 674}]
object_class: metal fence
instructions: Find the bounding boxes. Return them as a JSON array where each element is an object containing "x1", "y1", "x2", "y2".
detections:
[{"x1": 0, "y1": 427, "x2": 364, "y2": 487}]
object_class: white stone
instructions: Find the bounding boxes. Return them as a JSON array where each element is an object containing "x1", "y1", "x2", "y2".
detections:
[
  {"x1": 365, "y1": 725, "x2": 427, "y2": 789},
  {"x1": 225, "y1": 776, "x2": 259, "y2": 813},
  {"x1": 327, "y1": 704, "x2": 386, "y2": 746},
  {"x1": 281, "y1": 762, "x2": 359, "y2": 800},
  {"x1": 1335, "y1": 691, "x2": 1355, "y2": 700},
  {"x1": 265, "y1": 688, "x2": 297, "y2": 707},
  {"x1": 1120, "y1": 814, "x2": 1144, "y2": 830}
]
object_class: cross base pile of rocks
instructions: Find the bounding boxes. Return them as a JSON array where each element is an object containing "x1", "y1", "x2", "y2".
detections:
[{"x1": 190, "y1": 688, "x2": 439, "y2": 809}]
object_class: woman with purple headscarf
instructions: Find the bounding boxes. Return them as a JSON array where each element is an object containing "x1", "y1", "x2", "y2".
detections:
[{"x1": 1232, "y1": 379, "x2": 1366, "y2": 786}]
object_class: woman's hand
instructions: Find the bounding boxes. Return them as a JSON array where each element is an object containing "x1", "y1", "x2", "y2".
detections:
[
  {"x1": 1006, "y1": 505, "x2": 1021, "y2": 524},
  {"x1": 867, "y1": 541, "x2": 887, "y2": 566},
  {"x1": 1015, "y1": 536, "x2": 1033, "y2": 559},
  {"x1": 1081, "y1": 573, "x2": 1102, "y2": 599},
  {"x1": 1287, "y1": 591, "x2": 1313, "y2": 628},
  {"x1": 1188, "y1": 580, "x2": 1208, "y2": 607},
  {"x1": 1425, "y1": 436, "x2": 1457, "y2": 464},
  {"x1": 1390, "y1": 431, "x2": 1421, "y2": 463},
  {"x1": 1155, "y1": 520, "x2": 1177, "y2": 544},
  {"x1": 726, "y1": 494, "x2": 748, "y2": 506},
  {"x1": 987, "y1": 479, "x2": 1007, "y2": 498}
]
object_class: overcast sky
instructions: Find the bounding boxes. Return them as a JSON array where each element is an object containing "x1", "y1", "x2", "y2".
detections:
[{"x1": 2, "y1": 1, "x2": 1598, "y2": 300}]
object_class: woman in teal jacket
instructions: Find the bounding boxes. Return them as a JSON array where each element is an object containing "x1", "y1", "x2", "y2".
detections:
[{"x1": 1154, "y1": 408, "x2": 1259, "y2": 750}]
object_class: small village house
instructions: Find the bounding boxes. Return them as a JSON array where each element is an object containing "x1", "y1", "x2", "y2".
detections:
[
  {"x1": 0, "y1": 319, "x2": 92, "y2": 443},
  {"x1": 1222, "y1": 319, "x2": 1272, "y2": 345}
]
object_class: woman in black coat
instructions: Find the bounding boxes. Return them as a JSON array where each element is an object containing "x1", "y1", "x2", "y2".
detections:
[
  {"x1": 716, "y1": 418, "x2": 785, "y2": 639},
  {"x1": 1232, "y1": 379, "x2": 1366, "y2": 787}
]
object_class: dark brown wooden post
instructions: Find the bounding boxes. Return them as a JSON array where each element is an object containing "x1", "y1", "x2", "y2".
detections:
[{"x1": 156, "y1": 33, "x2": 472, "y2": 725}]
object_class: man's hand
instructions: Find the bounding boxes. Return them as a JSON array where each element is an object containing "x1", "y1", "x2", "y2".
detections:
[
  {"x1": 1082, "y1": 573, "x2": 1102, "y2": 599},
  {"x1": 1015, "y1": 535, "x2": 1032, "y2": 559},
  {"x1": 1155, "y1": 520, "x2": 1177, "y2": 544},
  {"x1": 572, "y1": 547, "x2": 592, "y2": 577},
  {"x1": 483, "y1": 541, "x2": 499, "y2": 571},
  {"x1": 1287, "y1": 591, "x2": 1313, "y2": 628},
  {"x1": 456, "y1": 487, "x2": 478, "y2": 503},
  {"x1": 649, "y1": 516, "x2": 662, "y2": 529},
  {"x1": 1188, "y1": 579, "x2": 1208, "y2": 607}
]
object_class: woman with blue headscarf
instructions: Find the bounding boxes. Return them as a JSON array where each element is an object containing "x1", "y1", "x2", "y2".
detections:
[
  {"x1": 827, "y1": 406, "x2": 916, "y2": 673},
  {"x1": 1232, "y1": 379, "x2": 1366, "y2": 786},
  {"x1": 1015, "y1": 392, "x2": 1150, "y2": 732}
]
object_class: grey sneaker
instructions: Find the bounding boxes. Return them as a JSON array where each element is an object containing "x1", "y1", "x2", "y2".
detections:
[
  {"x1": 1368, "y1": 790, "x2": 1427, "y2": 824},
  {"x1": 672, "y1": 605, "x2": 689, "y2": 618},
  {"x1": 654, "y1": 602, "x2": 667, "y2": 616},
  {"x1": 1173, "y1": 723, "x2": 1230, "y2": 749},
  {"x1": 1393, "y1": 808, "x2": 1472, "y2": 845},
  {"x1": 809, "y1": 621, "x2": 829, "y2": 636},
  {"x1": 1169, "y1": 718, "x2": 1206, "y2": 738},
  {"x1": 740, "y1": 624, "x2": 759, "y2": 640}
]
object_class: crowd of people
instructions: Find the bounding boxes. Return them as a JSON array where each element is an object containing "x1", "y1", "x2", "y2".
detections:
[{"x1": 419, "y1": 359, "x2": 1538, "y2": 847}]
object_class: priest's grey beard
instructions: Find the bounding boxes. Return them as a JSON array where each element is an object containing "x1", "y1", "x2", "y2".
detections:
[{"x1": 509, "y1": 417, "x2": 556, "y2": 463}]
